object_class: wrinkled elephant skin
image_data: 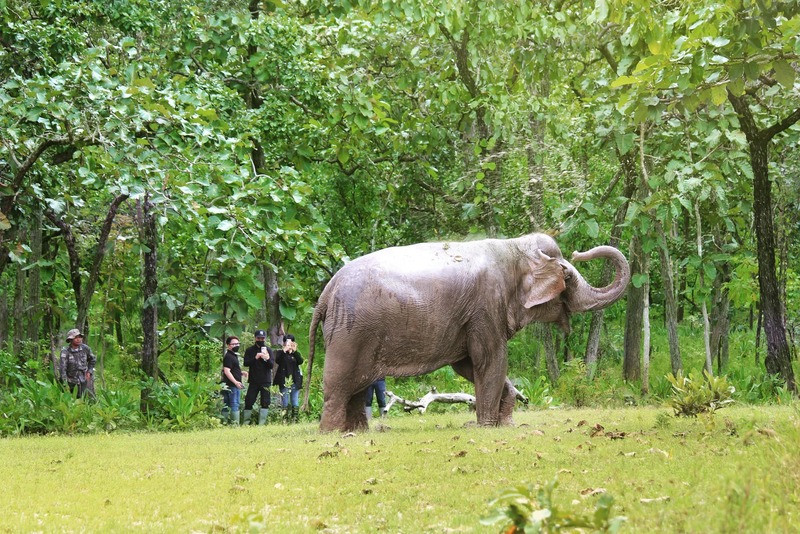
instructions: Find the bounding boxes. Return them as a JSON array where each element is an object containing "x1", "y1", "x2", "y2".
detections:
[{"x1": 306, "y1": 234, "x2": 630, "y2": 432}]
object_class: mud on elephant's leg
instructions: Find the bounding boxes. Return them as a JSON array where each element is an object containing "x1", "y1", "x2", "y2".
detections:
[
  {"x1": 499, "y1": 378, "x2": 517, "y2": 425},
  {"x1": 320, "y1": 391, "x2": 348, "y2": 432},
  {"x1": 453, "y1": 358, "x2": 516, "y2": 426},
  {"x1": 344, "y1": 390, "x2": 369, "y2": 432},
  {"x1": 466, "y1": 339, "x2": 508, "y2": 426}
]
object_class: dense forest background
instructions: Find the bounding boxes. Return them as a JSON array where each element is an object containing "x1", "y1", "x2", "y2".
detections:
[{"x1": 1, "y1": 0, "x2": 798, "y2": 429}]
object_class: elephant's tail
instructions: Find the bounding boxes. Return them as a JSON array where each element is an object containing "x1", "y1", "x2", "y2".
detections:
[{"x1": 301, "y1": 291, "x2": 328, "y2": 413}]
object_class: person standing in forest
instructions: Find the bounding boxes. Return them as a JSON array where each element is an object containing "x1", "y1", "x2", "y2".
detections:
[
  {"x1": 365, "y1": 377, "x2": 387, "y2": 421},
  {"x1": 58, "y1": 329, "x2": 96, "y2": 398},
  {"x1": 221, "y1": 336, "x2": 246, "y2": 426},
  {"x1": 274, "y1": 334, "x2": 303, "y2": 423},
  {"x1": 242, "y1": 329, "x2": 273, "y2": 425}
]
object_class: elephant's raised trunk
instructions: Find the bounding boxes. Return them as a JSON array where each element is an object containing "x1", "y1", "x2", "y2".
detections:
[{"x1": 563, "y1": 246, "x2": 630, "y2": 312}]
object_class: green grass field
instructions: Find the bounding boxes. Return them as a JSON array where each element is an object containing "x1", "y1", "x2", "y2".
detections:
[{"x1": 1, "y1": 405, "x2": 798, "y2": 533}]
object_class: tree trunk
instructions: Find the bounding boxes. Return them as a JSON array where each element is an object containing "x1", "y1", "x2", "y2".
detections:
[
  {"x1": 695, "y1": 202, "x2": 713, "y2": 375},
  {"x1": 728, "y1": 93, "x2": 797, "y2": 393},
  {"x1": 750, "y1": 138, "x2": 795, "y2": 390},
  {"x1": 677, "y1": 210, "x2": 690, "y2": 323},
  {"x1": 623, "y1": 234, "x2": 643, "y2": 381},
  {"x1": 710, "y1": 264, "x2": 731, "y2": 373},
  {"x1": 641, "y1": 259, "x2": 651, "y2": 395},
  {"x1": 524, "y1": 88, "x2": 558, "y2": 381},
  {"x1": 13, "y1": 252, "x2": 25, "y2": 359},
  {"x1": 138, "y1": 196, "x2": 159, "y2": 412},
  {"x1": 755, "y1": 307, "x2": 763, "y2": 365},
  {"x1": 114, "y1": 305, "x2": 123, "y2": 346},
  {"x1": 655, "y1": 222, "x2": 683, "y2": 374},
  {"x1": 584, "y1": 164, "x2": 637, "y2": 371},
  {"x1": 0, "y1": 290, "x2": 7, "y2": 351},
  {"x1": 75, "y1": 194, "x2": 129, "y2": 335},
  {"x1": 41, "y1": 233, "x2": 59, "y2": 374},
  {"x1": 263, "y1": 262, "x2": 283, "y2": 346},
  {"x1": 542, "y1": 324, "x2": 559, "y2": 383},
  {"x1": 27, "y1": 207, "x2": 42, "y2": 360},
  {"x1": 45, "y1": 209, "x2": 82, "y2": 314}
]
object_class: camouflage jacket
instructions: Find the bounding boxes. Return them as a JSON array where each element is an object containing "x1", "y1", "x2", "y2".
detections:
[{"x1": 59, "y1": 344, "x2": 96, "y2": 384}]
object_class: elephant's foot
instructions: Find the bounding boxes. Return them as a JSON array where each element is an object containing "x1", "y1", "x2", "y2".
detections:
[{"x1": 343, "y1": 392, "x2": 369, "y2": 432}]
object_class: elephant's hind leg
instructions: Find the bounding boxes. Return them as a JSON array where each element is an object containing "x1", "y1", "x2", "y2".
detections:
[
  {"x1": 344, "y1": 390, "x2": 369, "y2": 432},
  {"x1": 320, "y1": 390, "x2": 348, "y2": 432}
]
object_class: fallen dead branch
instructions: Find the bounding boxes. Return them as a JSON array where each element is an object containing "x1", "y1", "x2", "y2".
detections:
[
  {"x1": 383, "y1": 383, "x2": 528, "y2": 415},
  {"x1": 384, "y1": 388, "x2": 475, "y2": 414}
]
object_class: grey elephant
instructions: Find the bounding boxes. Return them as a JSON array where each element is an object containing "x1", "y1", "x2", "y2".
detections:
[{"x1": 303, "y1": 233, "x2": 629, "y2": 432}]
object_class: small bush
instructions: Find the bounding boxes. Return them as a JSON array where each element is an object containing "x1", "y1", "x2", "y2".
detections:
[
  {"x1": 140, "y1": 378, "x2": 222, "y2": 431},
  {"x1": 553, "y1": 360, "x2": 593, "y2": 407},
  {"x1": 666, "y1": 370, "x2": 735, "y2": 417},
  {"x1": 513, "y1": 375, "x2": 553, "y2": 408},
  {"x1": 481, "y1": 478, "x2": 626, "y2": 533}
]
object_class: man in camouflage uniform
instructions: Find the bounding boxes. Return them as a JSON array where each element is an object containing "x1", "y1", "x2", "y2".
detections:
[{"x1": 59, "y1": 329, "x2": 96, "y2": 398}]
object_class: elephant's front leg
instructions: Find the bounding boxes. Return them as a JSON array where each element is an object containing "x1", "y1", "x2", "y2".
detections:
[
  {"x1": 467, "y1": 335, "x2": 508, "y2": 426},
  {"x1": 453, "y1": 358, "x2": 516, "y2": 426}
]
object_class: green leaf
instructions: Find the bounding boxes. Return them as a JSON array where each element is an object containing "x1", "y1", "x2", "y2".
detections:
[
  {"x1": 710, "y1": 84, "x2": 727, "y2": 105},
  {"x1": 279, "y1": 302, "x2": 297, "y2": 320},
  {"x1": 610, "y1": 75, "x2": 638, "y2": 88},
  {"x1": 217, "y1": 220, "x2": 236, "y2": 232},
  {"x1": 614, "y1": 132, "x2": 635, "y2": 156},
  {"x1": 773, "y1": 60, "x2": 795, "y2": 89},
  {"x1": 585, "y1": 219, "x2": 599, "y2": 238},
  {"x1": 631, "y1": 273, "x2": 649, "y2": 288}
]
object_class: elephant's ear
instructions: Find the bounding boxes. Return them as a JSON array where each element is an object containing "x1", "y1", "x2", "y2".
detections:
[{"x1": 522, "y1": 249, "x2": 566, "y2": 308}]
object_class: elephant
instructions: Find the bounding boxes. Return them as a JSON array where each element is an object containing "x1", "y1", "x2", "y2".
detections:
[{"x1": 302, "y1": 233, "x2": 630, "y2": 432}]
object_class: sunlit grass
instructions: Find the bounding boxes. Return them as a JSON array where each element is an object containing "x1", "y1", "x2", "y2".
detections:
[{"x1": 1, "y1": 404, "x2": 798, "y2": 532}]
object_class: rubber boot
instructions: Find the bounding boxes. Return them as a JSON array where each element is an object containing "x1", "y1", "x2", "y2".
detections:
[
  {"x1": 230, "y1": 410, "x2": 240, "y2": 426},
  {"x1": 258, "y1": 408, "x2": 268, "y2": 425},
  {"x1": 365, "y1": 407, "x2": 372, "y2": 421},
  {"x1": 243, "y1": 409, "x2": 252, "y2": 426},
  {"x1": 220, "y1": 407, "x2": 230, "y2": 424},
  {"x1": 291, "y1": 406, "x2": 299, "y2": 423},
  {"x1": 282, "y1": 407, "x2": 290, "y2": 424}
]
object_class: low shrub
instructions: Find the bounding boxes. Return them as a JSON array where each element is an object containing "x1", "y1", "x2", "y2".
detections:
[
  {"x1": 140, "y1": 378, "x2": 222, "y2": 431},
  {"x1": 481, "y1": 478, "x2": 626, "y2": 533},
  {"x1": 666, "y1": 370, "x2": 735, "y2": 417}
]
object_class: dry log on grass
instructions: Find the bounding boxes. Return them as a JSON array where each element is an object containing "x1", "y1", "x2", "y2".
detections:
[
  {"x1": 383, "y1": 383, "x2": 528, "y2": 415},
  {"x1": 384, "y1": 388, "x2": 476, "y2": 414}
]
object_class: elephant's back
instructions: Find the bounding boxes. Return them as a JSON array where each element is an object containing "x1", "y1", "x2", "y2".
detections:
[{"x1": 319, "y1": 241, "x2": 501, "y2": 361}]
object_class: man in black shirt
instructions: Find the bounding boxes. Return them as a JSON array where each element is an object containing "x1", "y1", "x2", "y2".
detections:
[
  {"x1": 243, "y1": 329, "x2": 273, "y2": 425},
  {"x1": 221, "y1": 336, "x2": 245, "y2": 425}
]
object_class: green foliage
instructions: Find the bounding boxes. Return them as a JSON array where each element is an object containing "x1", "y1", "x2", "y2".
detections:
[
  {"x1": 666, "y1": 370, "x2": 735, "y2": 417},
  {"x1": 141, "y1": 378, "x2": 222, "y2": 431},
  {"x1": 481, "y1": 478, "x2": 626, "y2": 533},
  {"x1": 0, "y1": 349, "x2": 220, "y2": 435},
  {"x1": 514, "y1": 375, "x2": 553, "y2": 408}
]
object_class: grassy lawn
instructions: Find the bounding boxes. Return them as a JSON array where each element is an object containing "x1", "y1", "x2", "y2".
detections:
[{"x1": 1, "y1": 405, "x2": 798, "y2": 533}]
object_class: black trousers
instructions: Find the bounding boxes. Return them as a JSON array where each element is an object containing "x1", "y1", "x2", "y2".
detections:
[{"x1": 244, "y1": 382, "x2": 271, "y2": 409}]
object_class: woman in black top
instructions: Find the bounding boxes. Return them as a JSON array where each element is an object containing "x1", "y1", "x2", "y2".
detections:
[{"x1": 274, "y1": 334, "x2": 303, "y2": 423}]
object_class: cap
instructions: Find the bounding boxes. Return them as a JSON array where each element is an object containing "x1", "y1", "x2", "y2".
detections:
[
  {"x1": 66, "y1": 328, "x2": 82, "y2": 341},
  {"x1": 254, "y1": 329, "x2": 267, "y2": 338}
]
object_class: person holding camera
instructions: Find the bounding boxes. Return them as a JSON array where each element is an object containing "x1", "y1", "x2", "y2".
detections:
[
  {"x1": 221, "y1": 336, "x2": 246, "y2": 425},
  {"x1": 242, "y1": 329, "x2": 273, "y2": 425},
  {"x1": 274, "y1": 334, "x2": 303, "y2": 423}
]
